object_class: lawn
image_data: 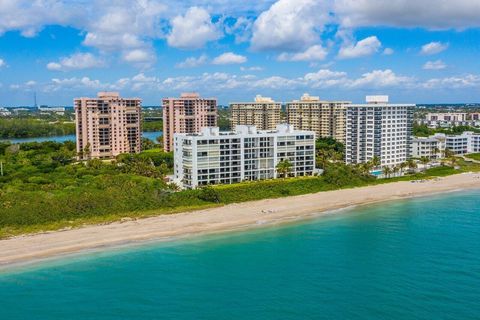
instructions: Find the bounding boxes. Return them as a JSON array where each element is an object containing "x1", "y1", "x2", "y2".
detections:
[{"x1": 465, "y1": 153, "x2": 480, "y2": 161}]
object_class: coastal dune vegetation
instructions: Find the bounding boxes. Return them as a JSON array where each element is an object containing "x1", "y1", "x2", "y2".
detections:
[{"x1": 0, "y1": 140, "x2": 478, "y2": 239}]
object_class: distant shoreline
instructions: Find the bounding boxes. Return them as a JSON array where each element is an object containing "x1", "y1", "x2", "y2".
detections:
[{"x1": 1, "y1": 172, "x2": 479, "y2": 268}]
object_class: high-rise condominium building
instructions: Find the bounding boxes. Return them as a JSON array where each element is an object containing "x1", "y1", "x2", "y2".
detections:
[
  {"x1": 345, "y1": 95, "x2": 414, "y2": 167},
  {"x1": 162, "y1": 93, "x2": 217, "y2": 152},
  {"x1": 174, "y1": 124, "x2": 315, "y2": 189},
  {"x1": 230, "y1": 95, "x2": 282, "y2": 130},
  {"x1": 75, "y1": 92, "x2": 141, "y2": 159},
  {"x1": 286, "y1": 93, "x2": 350, "y2": 143}
]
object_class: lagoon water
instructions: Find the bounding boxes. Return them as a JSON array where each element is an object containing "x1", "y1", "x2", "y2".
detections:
[
  {"x1": 0, "y1": 131, "x2": 162, "y2": 144},
  {"x1": 1, "y1": 190, "x2": 479, "y2": 319}
]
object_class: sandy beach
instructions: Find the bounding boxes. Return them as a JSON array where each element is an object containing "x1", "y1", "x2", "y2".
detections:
[{"x1": 1, "y1": 172, "x2": 479, "y2": 268}]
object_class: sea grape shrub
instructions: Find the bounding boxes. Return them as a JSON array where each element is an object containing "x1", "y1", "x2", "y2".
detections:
[{"x1": 198, "y1": 186, "x2": 221, "y2": 203}]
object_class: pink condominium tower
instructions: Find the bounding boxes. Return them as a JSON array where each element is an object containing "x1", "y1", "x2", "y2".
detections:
[
  {"x1": 162, "y1": 93, "x2": 218, "y2": 152},
  {"x1": 75, "y1": 92, "x2": 142, "y2": 159}
]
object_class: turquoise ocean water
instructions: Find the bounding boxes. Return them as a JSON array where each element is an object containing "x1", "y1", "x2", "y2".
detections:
[{"x1": 1, "y1": 190, "x2": 479, "y2": 319}]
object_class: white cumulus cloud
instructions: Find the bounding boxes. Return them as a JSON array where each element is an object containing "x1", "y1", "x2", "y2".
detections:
[
  {"x1": 212, "y1": 52, "x2": 247, "y2": 65},
  {"x1": 278, "y1": 45, "x2": 328, "y2": 62},
  {"x1": 0, "y1": 58, "x2": 5, "y2": 68},
  {"x1": 423, "y1": 60, "x2": 447, "y2": 70},
  {"x1": 47, "y1": 53, "x2": 105, "y2": 71},
  {"x1": 349, "y1": 69, "x2": 414, "y2": 88},
  {"x1": 423, "y1": 74, "x2": 480, "y2": 89},
  {"x1": 121, "y1": 49, "x2": 156, "y2": 67},
  {"x1": 338, "y1": 36, "x2": 382, "y2": 59},
  {"x1": 176, "y1": 55, "x2": 209, "y2": 68},
  {"x1": 251, "y1": 0, "x2": 330, "y2": 51},
  {"x1": 167, "y1": 7, "x2": 222, "y2": 50},
  {"x1": 383, "y1": 48, "x2": 394, "y2": 55},
  {"x1": 420, "y1": 42, "x2": 449, "y2": 55}
]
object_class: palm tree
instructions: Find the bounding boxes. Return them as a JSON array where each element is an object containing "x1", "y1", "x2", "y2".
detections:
[
  {"x1": 444, "y1": 148, "x2": 454, "y2": 159},
  {"x1": 334, "y1": 150, "x2": 345, "y2": 162},
  {"x1": 449, "y1": 156, "x2": 458, "y2": 167},
  {"x1": 399, "y1": 161, "x2": 408, "y2": 174},
  {"x1": 392, "y1": 166, "x2": 400, "y2": 177},
  {"x1": 420, "y1": 156, "x2": 430, "y2": 170},
  {"x1": 371, "y1": 156, "x2": 381, "y2": 169},
  {"x1": 432, "y1": 147, "x2": 440, "y2": 159},
  {"x1": 407, "y1": 159, "x2": 417, "y2": 172},
  {"x1": 382, "y1": 166, "x2": 392, "y2": 178},
  {"x1": 276, "y1": 159, "x2": 293, "y2": 178},
  {"x1": 82, "y1": 143, "x2": 91, "y2": 160},
  {"x1": 316, "y1": 149, "x2": 330, "y2": 169},
  {"x1": 362, "y1": 163, "x2": 372, "y2": 175}
]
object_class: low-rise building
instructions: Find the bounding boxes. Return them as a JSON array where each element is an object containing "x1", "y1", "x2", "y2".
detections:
[
  {"x1": 426, "y1": 112, "x2": 467, "y2": 122},
  {"x1": 412, "y1": 134, "x2": 446, "y2": 159},
  {"x1": 174, "y1": 124, "x2": 315, "y2": 189},
  {"x1": 38, "y1": 106, "x2": 66, "y2": 115},
  {"x1": 413, "y1": 131, "x2": 480, "y2": 157},
  {"x1": 445, "y1": 131, "x2": 480, "y2": 155},
  {"x1": 419, "y1": 112, "x2": 480, "y2": 128}
]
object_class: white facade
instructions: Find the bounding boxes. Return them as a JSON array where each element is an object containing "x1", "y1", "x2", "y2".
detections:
[
  {"x1": 413, "y1": 131, "x2": 480, "y2": 156},
  {"x1": 345, "y1": 96, "x2": 414, "y2": 167},
  {"x1": 426, "y1": 112, "x2": 467, "y2": 122},
  {"x1": 419, "y1": 112, "x2": 480, "y2": 128},
  {"x1": 445, "y1": 131, "x2": 480, "y2": 155},
  {"x1": 0, "y1": 107, "x2": 11, "y2": 116},
  {"x1": 412, "y1": 134, "x2": 446, "y2": 159},
  {"x1": 174, "y1": 124, "x2": 315, "y2": 188},
  {"x1": 38, "y1": 106, "x2": 66, "y2": 112}
]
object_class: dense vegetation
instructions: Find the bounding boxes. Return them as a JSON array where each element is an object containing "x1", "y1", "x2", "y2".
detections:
[
  {"x1": 142, "y1": 119, "x2": 163, "y2": 132},
  {"x1": 218, "y1": 109, "x2": 231, "y2": 130},
  {"x1": 1, "y1": 138, "x2": 478, "y2": 238},
  {"x1": 0, "y1": 141, "x2": 176, "y2": 237},
  {"x1": 0, "y1": 110, "x2": 163, "y2": 139},
  {"x1": 413, "y1": 123, "x2": 480, "y2": 137},
  {"x1": 315, "y1": 137, "x2": 345, "y2": 169},
  {"x1": 0, "y1": 118, "x2": 75, "y2": 139}
]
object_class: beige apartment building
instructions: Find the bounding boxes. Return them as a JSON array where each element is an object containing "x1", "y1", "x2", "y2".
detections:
[
  {"x1": 230, "y1": 95, "x2": 282, "y2": 130},
  {"x1": 286, "y1": 94, "x2": 349, "y2": 143},
  {"x1": 75, "y1": 92, "x2": 142, "y2": 159},
  {"x1": 162, "y1": 93, "x2": 217, "y2": 152}
]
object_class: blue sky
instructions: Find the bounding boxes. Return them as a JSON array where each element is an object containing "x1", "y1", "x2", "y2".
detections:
[{"x1": 0, "y1": 0, "x2": 480, "y2": 106}]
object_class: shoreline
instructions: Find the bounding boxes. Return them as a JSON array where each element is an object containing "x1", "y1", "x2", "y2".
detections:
[{"x1": 1, "y1": 173, "x2": 479, "y2": 269}]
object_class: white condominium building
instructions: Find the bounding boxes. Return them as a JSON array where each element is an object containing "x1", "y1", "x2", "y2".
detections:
[
  {"x1": 413, "y1": 131, "x2": 480, "y2": 157},
  {"x1": 419, "y1": 112, "x2": 480, "y2": 128},
  {"x1": 345, "y1": 95, "x2": 414, "y2": 167},
  {"x1": 230, "y1": 95, "x2": 282, "y2": 130},
  {"x1": 286, "y1": 93, "x2": 349, "y2": 143},
  {"x1": 174, "y1": 124, "x2": 315, "y2": 189},
  {"x1": 412, "y1": 134, "x2": 446, "y2": 159},
  {"x1": 426, "y1": 112, "x2": 467, "y2": 122},
  {"x1": 445, "y1": 131, "x2": 480, "y2": 155}
]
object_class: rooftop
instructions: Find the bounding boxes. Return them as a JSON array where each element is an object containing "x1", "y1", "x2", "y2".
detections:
[{"x1": 178, "y1": 124, "x2": 315, "y2": 138}]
